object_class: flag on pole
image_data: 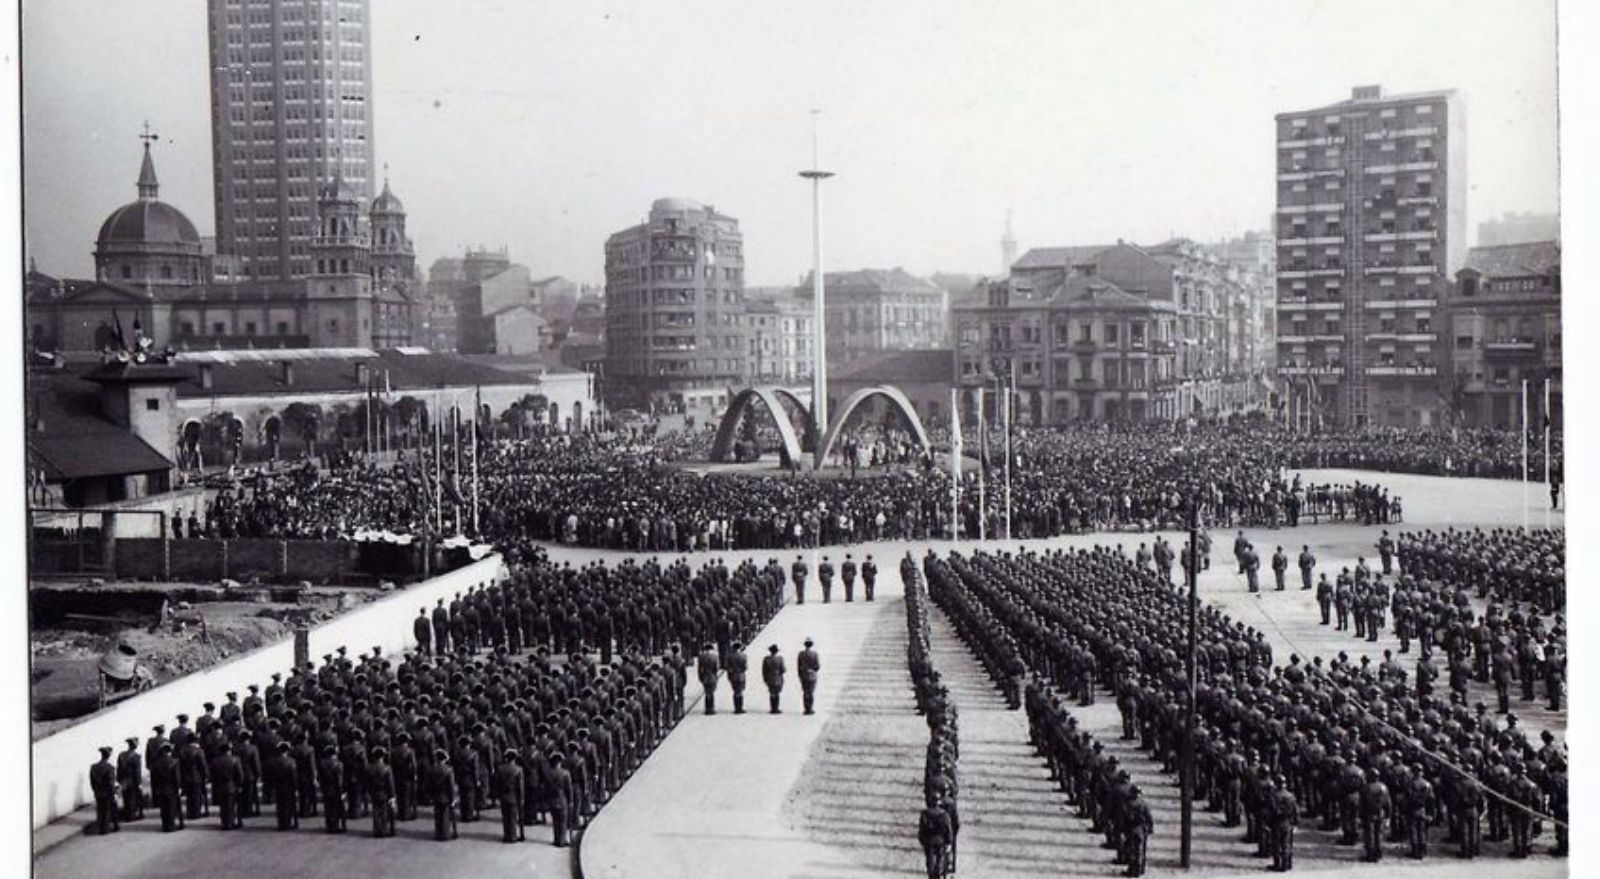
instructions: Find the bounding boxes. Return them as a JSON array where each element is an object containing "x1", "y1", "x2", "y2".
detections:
[{"x1": 950, "y1": 388, "x2": 962, "y2": 539}]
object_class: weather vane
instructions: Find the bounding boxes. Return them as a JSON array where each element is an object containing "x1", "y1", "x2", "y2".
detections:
[{"x1": 139, "y1": 121, "x2": 159, "y2": 147}]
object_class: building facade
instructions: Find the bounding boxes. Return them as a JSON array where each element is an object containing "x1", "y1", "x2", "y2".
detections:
[
  {"x1": 952, "y1": 272, "x2": 1179, "y2": 424},
  {"x1": 1445, "y1": 241, "x2": 1561, "y2": 429},
  {"x1": 207, "y1": 0, "x2": 376, "y2": 281},
  {"x1": 28, "y1": 143, "x2": 413, "y2": 353},
  {"x1": 1275, "y1": 84, "x2": 1466, "y2": 428},
  {"x1": 603, "y1": 198, "x2": 746, "y2": 411},
  {"x1": 797, "y1": 268, "x2": 948, "y2": 373}
]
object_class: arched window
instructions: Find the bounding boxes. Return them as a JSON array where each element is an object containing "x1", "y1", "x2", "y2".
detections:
[{"x1": 160, "y1": 264, "x2": 173, "y2": 280}]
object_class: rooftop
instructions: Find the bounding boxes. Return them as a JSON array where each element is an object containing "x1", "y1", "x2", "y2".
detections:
[
  {"x1": 833, "y1": 349, "x2": 955, "y2": 385},
  {"x1": 1460, "y1": 241, "x2": 1561, "y2": 278}
]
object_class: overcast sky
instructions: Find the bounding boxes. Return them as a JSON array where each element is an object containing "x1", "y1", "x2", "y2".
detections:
[{"x1": 23, "y1": 0, "x2": 1558, "y2": 287}]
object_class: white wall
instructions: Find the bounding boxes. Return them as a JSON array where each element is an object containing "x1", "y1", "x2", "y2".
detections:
[{"x1": 30, "y1": 554, "x2": 505, "y2": 828}]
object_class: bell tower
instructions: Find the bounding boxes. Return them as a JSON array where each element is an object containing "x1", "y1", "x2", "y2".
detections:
[{"x1": 307, "y1": 168, "x2": 373, "y2": 346}]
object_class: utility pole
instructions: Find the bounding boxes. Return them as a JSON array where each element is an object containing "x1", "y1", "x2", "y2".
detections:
[{"x1": 800, "y1": 109, "x2": 833, "y2": 463}]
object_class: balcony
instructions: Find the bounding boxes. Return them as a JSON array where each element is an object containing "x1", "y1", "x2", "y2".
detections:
[
  {"x1": 1277, "y1": 203, "x2": 1345, "y2": 215},
  {"x1": 1364, "y1": 229, "x2": 1437, "y2": 243},
  {"x1": 1277, "y1": 299, "x2": 1344, "y2": 312},
  {"x1": 1364, "y1": 161, "x2": 1438, "y2": 174},
  {"x1": 1363, "y1": 298, "x2": 1437, "y2": 310},
  {"x1": 1483, "y1": 338, "x2": 1540, "y2": 358},
  {"x1": 1276, "y1": 168, "x2": 1346, "y2": 183},
  {"x1": 1364, "y1": 332, "x2": 1437, "y2": 343},
  {"x1": 1071, "y1": 377, "x2": 1101, "y2": 389},
  {"x1": 1277, "y1": 235, "x2": 1344, "y2": 247},
  {"x1": 1278, "y1": 135, "x2": 1347, "y2": 149},
  {"x1": 1366, "y1": 365, "x2": 1437, "y2": 377},
  {"x1": 1280, "y1": 365, "x2": 1345, "y2": 377},
  {"x1": 1278, "y1": 334, "x2": 1345, "y2": 344},
  {"x1": 1068, "y1": 338, "x2": 1098, "y2": 353},
  {"x1": 1361, "y1": 125, "x2": 1438, "y2": 141}
]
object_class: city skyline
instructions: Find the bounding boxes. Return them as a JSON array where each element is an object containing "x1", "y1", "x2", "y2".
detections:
[{"x1": 23, "y1": 0, "x2": 1558, "y2": 288}]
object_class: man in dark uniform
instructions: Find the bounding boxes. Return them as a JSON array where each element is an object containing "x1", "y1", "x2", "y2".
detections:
[
  {"x1": 432, "y1": 599, "x2": 451, "y2": 654},
  {"x1": 294, "y1": 734, "x2": 319, "y2": 818},
  {"x1": 862, "y1": 554, "x2": 878, "y2": 601},
  {"x1": 1359, "y1": 767, "x2": 1390, "y2": 862},
  {"x1": 818, "y1": 556, "x2": 835, "y2": 603},
  {"x1": 1508, "y1": 763, "x2": 1540, "y2": 858},
  {"x1": 236, "y1": 730, "x2": 262, "y2": 818},
  {"x1": 430, "y1": 750, "x2": 458, "y2": 841},
  {"x1": 549, "y1": 753, "x2": 574, "y2": 847},
  {"x1": 368, "y1": 746, "x2": 397, "y2": 838},
  {"x1": 841, "y1": 553, "x2": 858, "y2": 602},
  {"x1": 697, "y1": 641, "x2": 721, "y2": 715},
  {"x1": 90, "y1": 746, "x2": 120, "y2": 835},
  {"x1": 1316, "y1": 574, "x2": 1333, "y2": 625},
  {"x1": 179, "y1": 734, "x2": 209, "y2": 820},
  {"x1": 318, "y1": 747, "x2": 347, "y2": 833},
  {"x1": 1271, "y1": 546, "x2": 1288, "y2": 591},
  {"x1": 1298, "y1": 546, "x2": 1316, "y2": 590},
  {"x1": 266, "y1": 741, "x2": 299, "y2": 830},
  {"x1": 209, "y1": 740, "x2": 245, "y2": 830},
  {"x1": 1124, "y1": 785, "x2": 1153, "y2": 876},
  {"x1": 918, "y1": 800, "x2": 952, "y2": 879},
  {"x1": 493, "y1": 751, "x2": 525, "y2": 843},
  {"x1": 762, "y1": 644, "x2": 786, "y2": 713},
  {"x1": 791, "y1": 556, "x2": 809, "y2": 605},
  {"x1": 727, "y1": 641, "x2": 750, "y2": 714},
  {"x1": 1406, "y1": 764, "x2": 1433, "y2": 858},
  {"x1": 1270, "y1": 776, "x2": 1298, "y2": 872},
  {"x1": 799, "y1": 638, "x2": 821, "y2": 715},
  {"x1": 414, "y1": 607, "x2": 433, "y2": 656},
  {"x1": 117, "y1": 737, "x2": 144, "y2": 822},
  {"x1": 393, "y1": 731, "x2": 419, "y2": 821},
  {"x1": 1378, "y1": 530, "x2": 1396, "y2": 574},
  {"x1": 150, "y1": 742, "x2": 183, "y2": 832}
]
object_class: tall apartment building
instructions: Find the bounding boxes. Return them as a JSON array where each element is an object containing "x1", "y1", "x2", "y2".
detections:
[
  {"x1": 208, "y1": 0, "x2": 376, "y2": 282},
  {"x1": 1275, "y1": 85, "x2": 1466, "y2": 428},
  {"x1": 604, "y1": 198, "x2": 746, "y2": 411}
]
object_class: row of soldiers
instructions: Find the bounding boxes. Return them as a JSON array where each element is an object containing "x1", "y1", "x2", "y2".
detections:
[
  {"x1": 788, "y1": 553, "x2": 879, "y2": 604},
  {"x1": 922, "y1": 544, "x2": 1567, "y2": 870},
  {"x1": 87, "y1": 552, "x2": 786, "y2": 848},
  {"x1": 1397, "y1": 527, "x2": 1565, "y2": 616},
  {"x1": 905, "y1": 558, "x2": 960, "y2": 879}
]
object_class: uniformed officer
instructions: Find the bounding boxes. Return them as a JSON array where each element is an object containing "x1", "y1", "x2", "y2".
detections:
[
  {"x1": 798, "y1": 638, "x2": 821, "y2": 715},
  {"x1": 697, "y1": 641, "x2": 721, "y2": 715},
  {"x1": 1269, "y1": 776, "x2": 1298, "y2": 872},
  {"x1": 549, "y1": 753, "x2": 574, "y2": 847},
  {"x1": 209, "y1": 740, "x2": 245, "y2": 830},
  {"x1": 918, "y1": 801, "x2": 952, "y2": 878},
  {"x1": 1508, "y1": 764, "x2": 1541, "y2": 858},
  {"x1": 791, "y1": 556, "x2": 809, "y2": 605},
  {"x1": 267, "y1": 741, "x2": 299, "y2": 830},
  {"x1": 862, "y1": 554, "x2": 878, "y2": 601},
  {"x1": 318, "y1": 747, "x2": 347, "y2": 833},
  {"x1": 1124, "y1": 785, "x2": 1153, "y2": 877},
  {"x1": 818, "y1": 556, "x2": 835, "y2": 603},
  {"x1": 90, "y1": 747, "x2": 120, "y2": 836},
  {"x1": 1406, "y1": 763, "x2": 1433, "y2": 858},
  {"x1": 430, "y1": 750, "x2": 458, "y2": 841},
  {"x1": 1271, "y1": 546, "x2": 1288, "y2": 591},
  {"x1": 1359, "y1": 767, "x2": 1390, "y2": 862},
  {"x1": 493, "y1": 751, "x2": 525, "y2": 843},
  {"x1": 150, "y1": 742, "x2": 183, "y2": 832},
  {"x1": 414, "y1": 607, "x2": 432, "y2": 656},
  {"x1": 727, "y1": 641, "x2": 749, "y2": 714},
  {"x1": 369, "y1": 746, "x2": 397, "y2": 838},
  {"x1": 1316, "y1": 574, "x2": 1334, "y2": 625},
  {"x1": 1298, "y1": 545, "x2": 1316, "y2": 590},
  {"x1": 841, "y1": 553, "x2": 858, "y2": 602},
  {"x1": 762, "y1": 644, "x2": 786, "y2": 713},
  {"x1": 117, "y1": 737, "x2": 144, "y2": 822}
]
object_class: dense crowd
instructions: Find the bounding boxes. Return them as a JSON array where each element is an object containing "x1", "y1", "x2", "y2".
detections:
[
  {"x1": 1272, "y1": 426, "x2": 1562, "y2": 483},
  {"x1": 906, "y1": 558, "x2": 960, "y2": 879},
  {"x1": 84, "y1": 551, "x2": 785, "y2": 846},
  {"x1": 189, "y1": 424, "x2": 1410, "y2": 551},
  {"x1": 919, "y1": 545, "x2": 1565, "y2": 872}
]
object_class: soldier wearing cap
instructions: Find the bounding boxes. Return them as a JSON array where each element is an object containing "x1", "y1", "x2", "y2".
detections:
[
  {"x1": 696, "y1": 641, "x2": 721, "y2": 715},
  {"x1": 117, "y1": 736, "x2": 144, "y2": 822},
  {"x1": 493, "y1": 750, "x2": 525, "y2": 842},
  {"x1": 263, "y1": 741, "x2": 297, "y2": 830},
  {"x1": 209, "y1": 740, "x2": 245, "y2": 830},
  {"x1": 90, "y1": 746, "x2": 120, "y2": 835},
  {"x1": 548, "y1": 752, "x2": 574, "y2": 847},
  {"x1": 726, "y1": 641, "x2": 749, "y2": 714},
  {"x1": 818, "y1": 556, "x2": 835, "y2": 603},
  {"x1": 368, "y1": 745, "x2": 397, "y2": 837},
  {"x1": 762, "y1": 644, "x2": 786, "y2": 713},
  {"x1": 862, "y1": 554, "x2": 878, "y2": 601},
  {"x1": 798, "y1": 638, "x2": 821, "y2": 715},
  {"x1": 178, "y1": 727, "x2": 209, "y2": 820},
  {"x1": 393, "y1": 731, "x2": 419, "y2": 821},
  {"x1": 841, "y1": 553, "x2": 858, "y2": 602},
  {"x1": 150, "y1": 741, "x2": 184, "y2": 832},
  {"x1": 430, "y1": 749, "x2": 458, "y2": 841},
  {"x1": 317, "y1": 746, "x2": 346, "y2": 833}
]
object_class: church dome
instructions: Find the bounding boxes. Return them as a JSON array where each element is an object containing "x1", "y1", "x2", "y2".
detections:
[
  {"x1": 95, "y1": 143, "x2": 200, "y2": 252},
  {"x1": 371, "y1": 177, "x2": 405, "y2": 215}
]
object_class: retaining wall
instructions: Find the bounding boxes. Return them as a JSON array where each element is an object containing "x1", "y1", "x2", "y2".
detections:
[{"x1": 30, "y1": 553, "x2": 505, "y2": 829}]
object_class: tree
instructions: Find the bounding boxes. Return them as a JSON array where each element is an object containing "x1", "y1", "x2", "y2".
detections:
[
  {"x1": 501, "y1": 402, "x2": 528, "y2": 438},
  {"x1": 281, "y1": 402, "x2": 323, "y2": 458},
  {"x1": 521, "y1": 393, "x2": 550, "y2": 426}
]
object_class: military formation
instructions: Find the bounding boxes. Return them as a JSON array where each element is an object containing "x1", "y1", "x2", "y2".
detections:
[
  {"x1": 906, "y1": 557, "x2": 960, "y2": 879},
  {"x1": 923, "y1": 542, "x2": 1565, "y2": 871},
  {"x1": 86, "y1": 552, "x2": 786, "y2": 848}
]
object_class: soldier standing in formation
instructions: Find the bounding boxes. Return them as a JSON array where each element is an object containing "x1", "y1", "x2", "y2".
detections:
[
  {"x1": 862, "y1": 554, "x2": 878, "y2": 601},
  {"x1": 727, "y1": 642, "x2": 749, "y2": 714},
  {"x1": 89, "y1": 747, "x2": 120, "y2": 836},
  {"x1": 763, "y1": 644, "x2": 786, "y2": 713},
  {"x1": 819, "y1": 556, "x2": 835, "y2": 603},
  {"x1": 150, "y1": 742, "x2": 183, "y2": 831},
  {"x1": 116, "y1": 737, "x2": 144, "y2": 823},
  {"x1": 798, "y1": 638, "x2": 821, "y2": 715},
  {"x1": 792, "y1": 555, "x2": 809, "y2": 604},
  {"x1": 842, "y1": 553, "x2": 858, "y2": 602},
  {"x1": 430, "y1": 751, "x2": 457, "y2": 841},
  {"x1": 1272, "y1": 546, "x2": 1288, "y2": 591},
  {"x1": 1298, "y1": 545, "x2": 1316, "y2": 591},
  {"x1": 267, "y1": 741, "x2": 299, "y2": 830},
  {"x1": 697, "y1": 641, "x2": 721, "y2": 715},
  {"x1": 494, "y1": 751, "x2": 526, "y2": 843}
]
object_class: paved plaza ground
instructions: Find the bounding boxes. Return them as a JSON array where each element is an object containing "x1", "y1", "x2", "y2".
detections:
[{"x1": 34, "y1": 470, "x2": 1567, "y2": 878}]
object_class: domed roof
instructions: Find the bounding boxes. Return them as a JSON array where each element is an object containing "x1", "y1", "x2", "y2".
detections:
[
  {"x1": 95, "y1": 143, "x2": 201, "y2": 251},
  {"x1": 371, "y1": 177, "x2": 405, "y2": 215}
]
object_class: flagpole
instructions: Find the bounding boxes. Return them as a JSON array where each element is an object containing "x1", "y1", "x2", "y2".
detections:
[
  {"x1": 1543, "y1": 377, "x2": 1551, "y2": 529},
  {"x1": 433, "y1": 391, "x2": 443, "y2": 533},
  {"x1": 1003, "y1": 384, "x2": 1012, "y2": 541},
  {"x1": 1520, "y1": 379, "x2": 1529, "y2": 531},
  {"x1": 976, "y1": 386, "x2": 986, "y2": 541},
  {"x1": 950, "y1": 388, "x2": 961, "y2": 540},
  {"x1": 472, "y1": 386, "x2": 481, "y2": 537}
]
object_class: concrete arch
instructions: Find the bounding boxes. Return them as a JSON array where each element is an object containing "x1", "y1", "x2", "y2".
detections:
[
  {"x1": 815, "y1": 385, "x2": 931, "y2": 469},
  {"x1": 711, "y1": 387, "x2": 805, "y2": 464}
]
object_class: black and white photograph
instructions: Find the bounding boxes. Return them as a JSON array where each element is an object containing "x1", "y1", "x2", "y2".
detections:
[{"x1": 7, "y1": 1, "x2": 1595, "y2": 877}]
